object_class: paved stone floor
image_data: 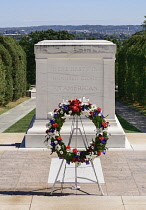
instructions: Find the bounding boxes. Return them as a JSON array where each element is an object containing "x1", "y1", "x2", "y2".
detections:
[
  {"x1": 0, "y1": 133, "x2": 146, "y2": 209},
  {"x1": 0, "y1": 148, "x2": 146, "y2": 196},
  {"x1": 115, "y1": 101, "x2": 146, "y2": 133}
]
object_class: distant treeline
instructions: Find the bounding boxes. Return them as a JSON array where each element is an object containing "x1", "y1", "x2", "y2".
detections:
[
  {"x1": 0, "y1": 25, "x2": 142, "y2": 35},
  {"x1": 0, "y1": 36, "x2": 26, "y2": 105}
]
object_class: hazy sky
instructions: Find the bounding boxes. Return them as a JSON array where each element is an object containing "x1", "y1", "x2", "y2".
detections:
[{"x1": 0, "y1": 0, "x2": 145, "y2": 27}]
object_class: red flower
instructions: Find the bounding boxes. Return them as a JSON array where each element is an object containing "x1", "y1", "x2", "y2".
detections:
[
  {"x1": 52, "y1": 123, "x2": 58, "y2": 128},
  {"x1": 89, "y1": 111, "x2": 94, "y2": 116},
  {"x1": 102, "y1": 122, "x2": 108, "y2": 128},
  {"x1": 70, "y1": 99, "x2": 81, "y2": 106},
  {"x1": 73, "y1": 148, "x2": 78, "y2": 153},
  {"x1": 70, "y1": 106, "x2": 80, "y2": 113},
  {"x1": 99, "y1": 136, "x2": 104, "y2": 140},
  {"x1": 46, "y1": 129, "x2": 49, "y2": 134},
  {"x1": 98, "y1": 151, "x2": 102, "y2": 156},
  {"x1": 89, "y1": 147, "x2": 93, "y2": 151},
  {"x1": 54, "y1": 109, "x2": 57, "y2": 112},
  {"x1": 57, "y1": 136, "x2": 62, "y2": 141},
  {"x1": 72, "y1": 157, "x2": 77, "y2": 162},
  {"x1": 97, "y1": 107, "x2": 101, "y2": 112},
  {"x1": 66, "y1": 145, "x2": 71, "y2": 150}
]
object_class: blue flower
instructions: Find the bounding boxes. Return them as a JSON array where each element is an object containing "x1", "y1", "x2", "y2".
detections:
[
  {"x1": 102, "y1": 150, "x2": 106, "y2": 155},
  {"x1": 51, "y1": 142, "x2": 56, "y2": 146},
  {"x1": 66, "y1": 161, "x2": 70, "y2": 165},
  {"x1": 63, "y1": 105, "x2": 68, "y2": 110},
  {"x1": 50, "y1": 119, "x2": 55, "y2": 124},
  {"x1": 101, "y1": 139, "x2": 107, "y2": 144},
  {"x1": 54, "y1": 114, "x2": 58, "y2": 117},
  {"x1": 101, "y1": 115, "x2": 106, "y2": 118},
  {"x1": 86, "y1": 161, "x2": 90, "y2": 165},
  {"x1": 94, "y1": 112, "x2": 98, "y2": 115}
]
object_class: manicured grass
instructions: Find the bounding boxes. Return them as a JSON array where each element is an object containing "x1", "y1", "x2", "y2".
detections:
[
  {"x1": 3, "y1": 109, "x2": 35, "y2": 133},
  {"x1": 116, "y1": 114, "x2": 141, "y2": 133},
  {"x1": 0, "y1": 97, "x2": 30, "y2": 115}
]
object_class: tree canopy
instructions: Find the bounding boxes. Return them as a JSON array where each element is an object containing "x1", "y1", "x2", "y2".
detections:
[
  {"x1": 117, "y1": 33, "x2": 146, "y2": 105},
  {"x1": 0, "y1": 36, "x2": 26, "y2": 105}
]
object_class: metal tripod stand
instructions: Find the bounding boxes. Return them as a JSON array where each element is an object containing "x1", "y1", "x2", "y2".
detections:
[{"x1": 50, "y1": 116, "x2": 104, "y2": 195}]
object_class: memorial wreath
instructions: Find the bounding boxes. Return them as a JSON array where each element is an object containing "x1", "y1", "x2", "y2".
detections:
[{"x1": 45, "y1": 98, "x2": 109, "y2": 165}]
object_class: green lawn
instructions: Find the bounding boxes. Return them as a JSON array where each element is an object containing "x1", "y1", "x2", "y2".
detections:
[
  {"x1": 3, "y1": 109, "x2": 35, "y2": 133},
  {"x1": 116, "y1": 114, "x2": 141, "y2": 133}
]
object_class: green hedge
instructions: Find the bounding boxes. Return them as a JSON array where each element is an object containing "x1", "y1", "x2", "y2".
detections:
[
  {"x1": 117, "y1": 34, "x2": 146, "y2": 105},
  {"x1": 0, "y1": 36, "x2": 26, "y2": 105}
]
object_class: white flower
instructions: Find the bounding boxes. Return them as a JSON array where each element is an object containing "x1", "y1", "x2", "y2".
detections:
[
  {"x1": 54, "y1": 140, "x2": 58, "y2": 144},
  {"x1": 54, "y1": 131, "x2": 59, "y2": 136},
  {"x1": 98, "y1": 113, "x2": 101, "y2": 116},
  {"x1": 86, "y1": 155, "x2": 91, "y2": 159},
  {"x1": 91, "y1": 104, "x2": 97, "y2": 110},
  {"x1": 48, "y1": 112, "x2": 54, "y2": 117},
  {"x1": 60, "y1": 151, "x2": 63, "y2": 154},
  {"x1": 91, "y1": 155, "x2": 97, "y2": 160},
  {"x1": 81, "y1": 97, "x2": 89, "y2": 105},
  {"x1": 60, "y1": 110, "x2": 64, "y2": 114},
  {"x1": 55, "y1": 144, "x2": 61, "y2": 151},
  {"x1": 91, "y1": 146, "x2": 94, "y2": 149},
  {"x1": 64, "y1": 113, "x2": 71, "y2": 119},
  {"x1": 77, "y1": 152, "x2": 80, "y2": 156},
  {"x1": 81, "y1": 110, "x2": 89, "y2": 117},
  {"x1": 69, "y1": 111, "x2": 72, "y2": 115},
  {"x1": 76, "y1": 162, "x2": 81, "y2": 167}
]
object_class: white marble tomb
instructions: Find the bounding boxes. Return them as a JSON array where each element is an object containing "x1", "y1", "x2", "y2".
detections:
[{"x1": 25, "y1": 40, "x2": 127, "y2": 148}]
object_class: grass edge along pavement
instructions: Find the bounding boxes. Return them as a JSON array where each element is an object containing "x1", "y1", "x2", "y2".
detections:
[
  {"x1": 3, "y1": 109, "x2": 35, "y2": 133},
  {"x1": 3, "y1": 108, "x2": 140, "y2": 133},
  {"x1": 0, "y1": 97, "x2": 30, "y2": 115},
  {"x1": 116, "y1": 114, "x2": 141, "y2": 133}
]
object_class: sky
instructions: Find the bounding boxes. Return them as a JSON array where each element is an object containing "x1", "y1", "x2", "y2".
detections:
[{"x1": 0, "y1": 0, "x2": 145, "y2": 27}]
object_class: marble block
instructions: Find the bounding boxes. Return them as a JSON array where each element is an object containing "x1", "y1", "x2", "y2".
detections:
[
  {"x1": 48, "y1": 158, "x2": 105, "y2": 184},
  {"x1": 25, "y1": 40, "x2": 127, "y2": 148}
]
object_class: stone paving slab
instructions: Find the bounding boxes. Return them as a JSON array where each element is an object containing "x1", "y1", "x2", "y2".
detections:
[
  {"x1": 0, "y1": 195, "x2": 146, "y2": 210},
  {"x1": 115, "y1": 101, "x2": 146, "y2": 133}
]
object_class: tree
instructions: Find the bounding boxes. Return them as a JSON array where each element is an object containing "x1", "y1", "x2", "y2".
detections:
[
  {"x1": 19, "y1": 29, "x2": 75, "y2": 85},
  {"x1": 142, "y1": 16, "x2": 146, "y2": 30},
  {"x1": 117, "y1": 34, "x2": 146, "y2": 105},
  {"x1": 0, "y1": 36, "x2": 26, "y2": 104}
]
